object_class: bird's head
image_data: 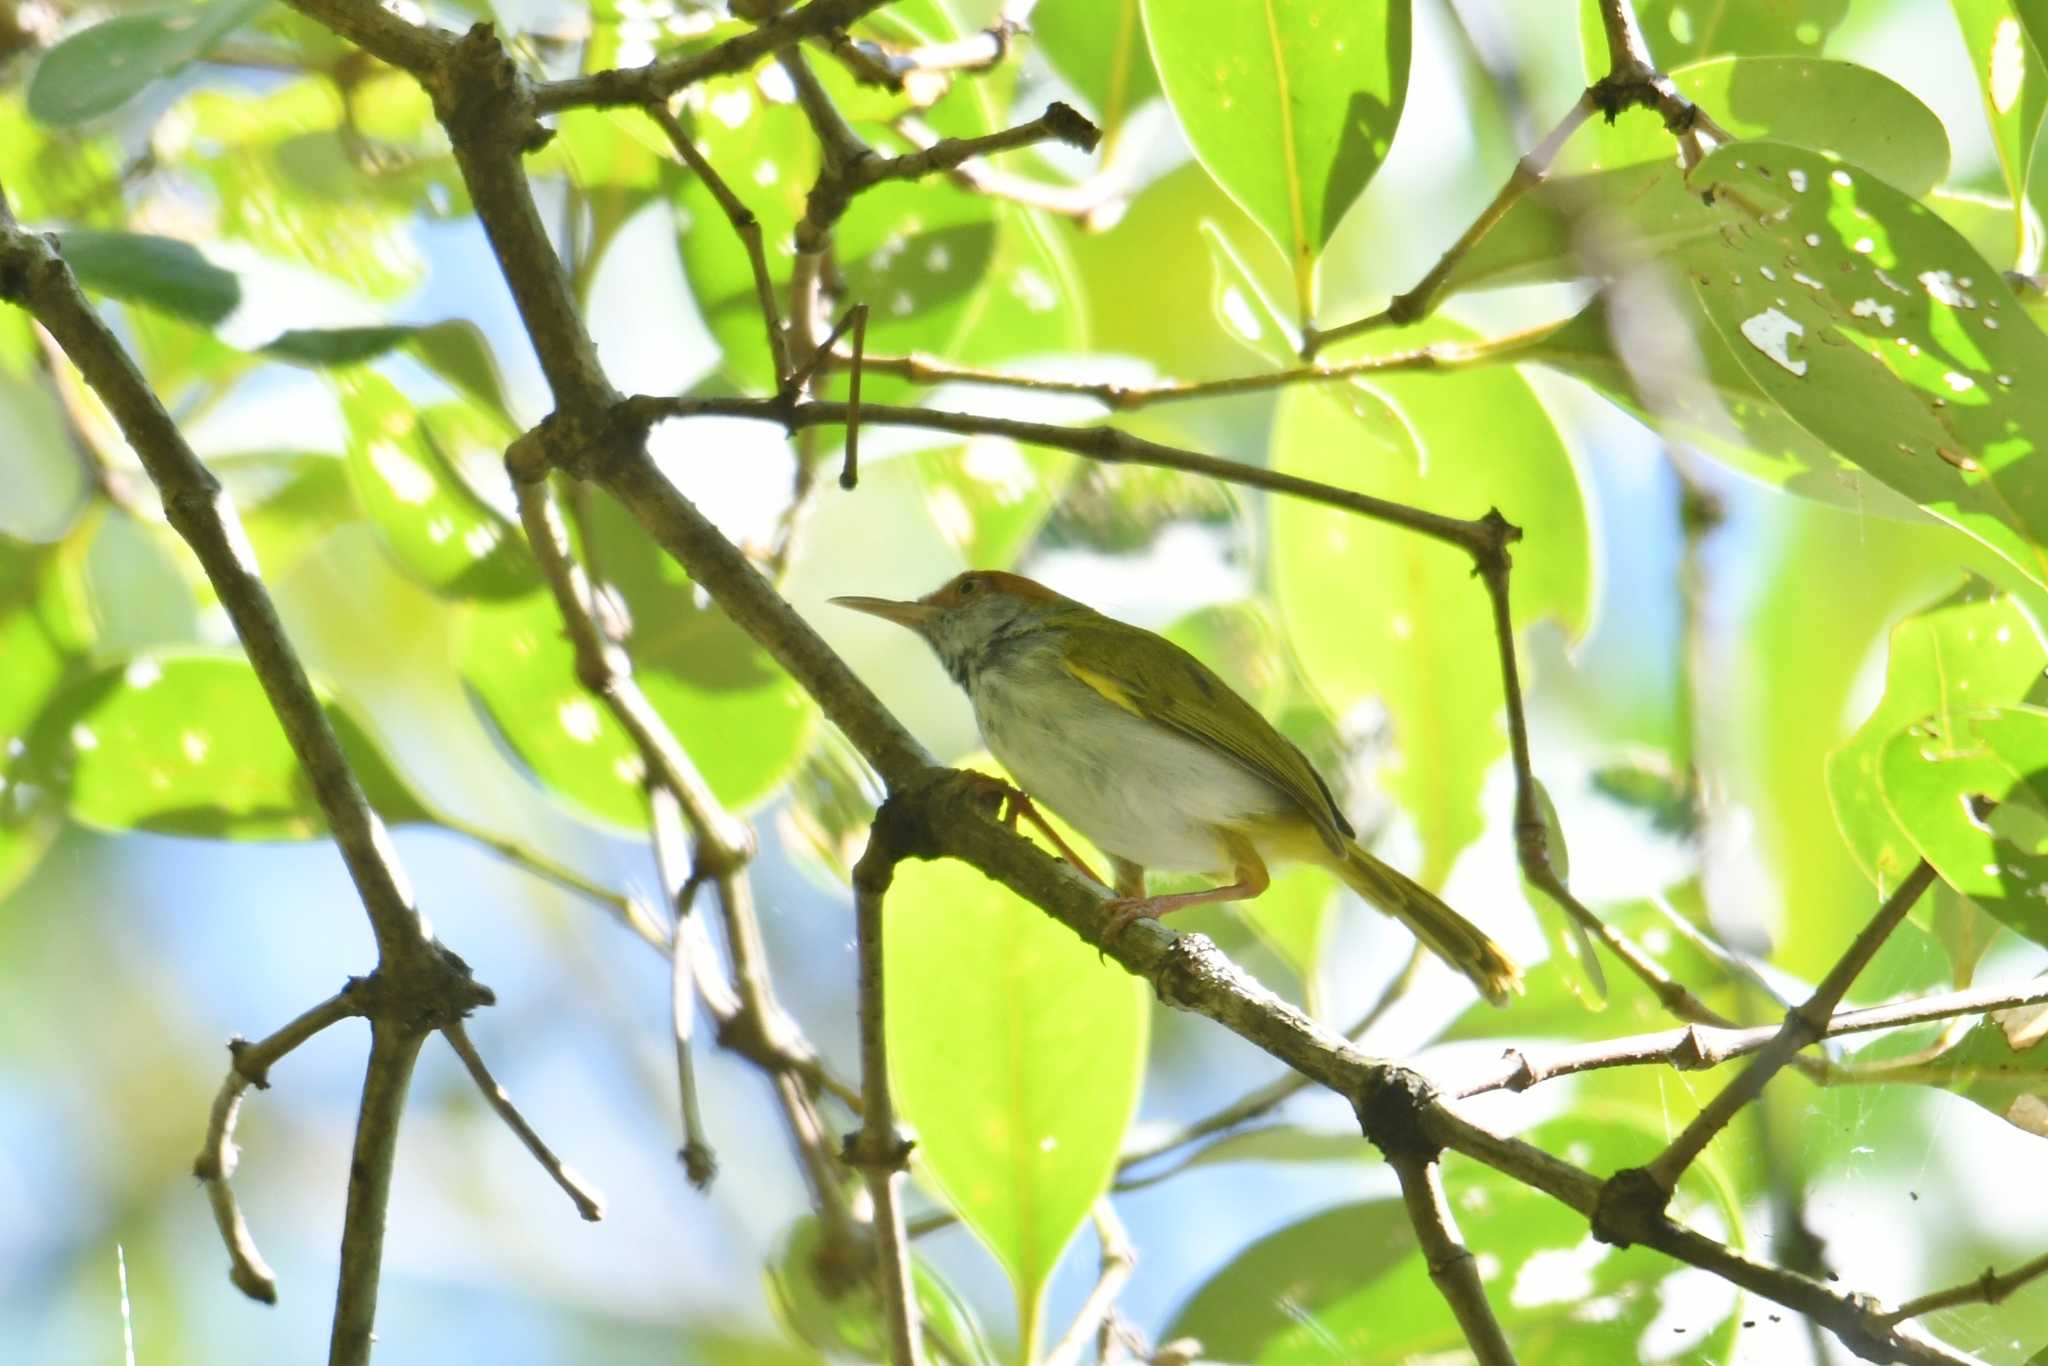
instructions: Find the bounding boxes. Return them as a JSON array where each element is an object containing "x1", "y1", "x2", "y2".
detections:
[{"x1": 832, "y1": 571, "x2": 1076, "y2": 683}]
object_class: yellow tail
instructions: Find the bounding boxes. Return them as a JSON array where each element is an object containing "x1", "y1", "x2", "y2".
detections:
[{"x1": 1334, "y1": 842, "x2": 1522, "y2": 1007}]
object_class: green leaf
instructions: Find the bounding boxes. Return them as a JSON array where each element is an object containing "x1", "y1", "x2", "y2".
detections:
[
  {"x1": 178, "y1": 82, "x2": 433, "y2": 300},
  {"x1": 1587, "y1": 57, "x2": 1950, "y2": 197},
  {"x1": 1578, "y1": 0, "x2": 1848, "y2": 70},
  {"x1": 1142, "y1": 0, "x2": 1411, "y2": 320},
  {"x1": 1830, "y1": 578, "x2": 2047, "y2": 900},
  {"x1": 1204, "y1": 219, "x2": 1300, "y2": 362},
  {"x1": 673, "y1": 74, "x2": 817, "y2": 393},
  {"x1": 1165, "y1": 1111, "x2": 1744, "y2": 1363},
  {"x1": 913, "y1": 441, "x2": 1068, "y2": 570},
  {"x1": 1118, "y1": 1123, "x2": 1365, "y2": 1192},
  {"x1": 1033, "y1": 0, "x2": 1160, "y2": 144},
  {"x1": 263, "y1": 320, "x2": 514, "y2": 423},
  {"x1": 22, "y1": 652, "x2": 431, "y2": 839},
  {"x1": 1878, "y1": 705, "x2": 2048, "y2": 948},
  {"x1": 213, "y1": 451, "x2": 356, "y2": 585},
  {"x1": 1525, "y1": 299, "x2": 1923, "y2": 518},
  {"x1": 337, "y1": 373, "x2": 537, "y2": 601},
  {"x1": 769, "y1": 1217, "x2": 999, "y2": 1366},
  {"x1": 458, "y1": 496, "x2": 814, "y2": 828},
  {"x1": 1449, "y1": 58, "x2": 1947, "y2": 297},
  {"x1": 1271, "y1": 338, "x2": 1590, "y2": 889},
  {"x1": 26, "y1": 0, "x2": 270, "y2": 126},
  {"x1": 1900, "y1": 1000, "x2": 2048, "y2": 1142},
  {"x1": 1686, "y1": 143, "x2": 2048, "y2": 592},
  {"x1": 886, "y1": 851, "x2": 1148, "y2": 1357},
  {"x1": 0, "y1": 532, "x2": 93, "y2": 899},
  {"x1": 838, "y1": 175, "x2": 1001, "y2": 361},
  {"x1": 55, "y1": 230, "x2": 241, "y2": 327},
  {"x1": 1950, "y1": 0, "x2": 2048, "y2": 251}
]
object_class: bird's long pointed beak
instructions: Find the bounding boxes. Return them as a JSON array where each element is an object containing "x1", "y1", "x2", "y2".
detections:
[{"x1": 830, "y1": 595, "x2": 939, "y2": 631}]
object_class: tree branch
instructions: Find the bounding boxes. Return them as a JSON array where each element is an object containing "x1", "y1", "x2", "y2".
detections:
[
  {"x1": 1358, "y1": 1071, "x2": 1516, "y2": 1365},
  {"x1": 1595, "y1": 862, "x2": 1939, "y2": 1246},
  {"x1": 329, "y1": 1020, "x2": 428, "y2": 1366},
  {"x1": 838, "y1": 326, "x2": 1551, "y2": 410},
  {"x1": 644, "y1": 100, "x2": 791, "y2": 391},
  {"x1": 1042, "y1": 1203, "x2": 1136, "y2": 1366},
  {"x1": 443, "y1": 1020, "x2": 605, "y2": 1221},
  {"x1": 532, "y1": 0, "x2": 897, "y2": 113},
  {"x1": 849, "y1": 804, "x2": 924, "y2": 1366},
  {"x1": 1461, "y1": 975, "x2": 2048, "y2": 1098},
  {"x1": 1885, "y1": 1251, "x2": 2048, "y2": 1326},
  {"x1": 193, "y1": 991, "x2": 363, "y2": 1304}
]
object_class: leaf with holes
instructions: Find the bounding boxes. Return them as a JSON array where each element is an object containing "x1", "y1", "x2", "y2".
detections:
[
  {"x1": 337, "y1": 373, "x2": 537, "y2": 601},
  {"x1": 886, "y1": 850, "x2": 1147, "y2": 1360},
  {"x1": 1575, "y1": 0, "x2": 1849, "y2": 70},
  {"x1": 1271, "y1": 332, "x2": 1589, "y2": 892},
  {"x1": 20, "y1": 653, "x2": 431, "y2": 840},
  {"x1": 1142, "y1": 0, "x2": 1410, "y2": 322},
  {"x1": 1830, "y1": 579, "x2": 2047, "y2": 904},
  {"x1": 1448, "y1": 56, "x2": 1945, "y2": 297},
  {"x1": 26, "y1": 0, "x2": 269, "y2": 126},
  {"x1": 1686, "y1": 143, "x2": 2048, "y2": 591},
  {"x1": 1878, "y1": 704, "x2": 2048, "y2": 949},
  {"x1": 1951, "y1": 0, "x2": 2048, "y2": 249},
  {"x1": 1525, "y1": 297, "x2": 1923, "y2": 518}
]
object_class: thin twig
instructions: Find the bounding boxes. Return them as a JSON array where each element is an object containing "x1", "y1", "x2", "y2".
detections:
[
  {"x1": 838, "y1": 326, "x2": 1551, "y2": 409},
  {"x1": 1471, "y1": 548, "x2": 1732, "y2": 1028},
  {"x1": 644, "y1": 100, "x2": 790, "y2": 390},
  {"x1": 193, "y1": 992, "x2": 363, "y2": 1304},
  {"x1": 443, "y1": 1020, "x2": 605, "y2": 1220},
  {"x1": 839, "y1": 304, "x2": 866, "y2": 489},
  {"x1": 1885, "y1": 1251, "x2": 2048, "y2": 1325},
  {"x1": 652, "y1": 784, "x2": 719, "y2": 1187},
  {"x1": 1595, "y1": 862, "x2": 1939, "y2": 1247},
  {"x1": 532, "y1": 0, "x2": 897, "y2": 112},
  {"x1": 850, "y1": 812, "x2": 923, "y2": 1366},
  {"x1": 1042, "y1": 1203, "x2": 1137, "y2": 1366},
  {"x1": 1305, "y1": 93, "x2": 1594, "y2": 358},
  {"x1": 1392, "y1": 1155, "x2": 1516, "y2": 1364},
  {"x1": 1462, "y1": 976, "x2": 2048, "y2": 1098},
  {"x1": 626, "y1": 395, "x2": 1503, "y2": 556}
]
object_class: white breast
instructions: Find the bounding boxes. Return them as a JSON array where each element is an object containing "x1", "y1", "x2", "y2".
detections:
[{"x1": 968, "y1": 645, "x2": 1292, "y2": 873}]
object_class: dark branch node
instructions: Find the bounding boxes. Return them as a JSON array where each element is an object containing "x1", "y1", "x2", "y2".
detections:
[
  {"x1": 841, "y1": 1128, "x2": 915, "y2": 1172},
  {"x1": 1591, "y1": 1165, "x2": 1671, "y2": 1248},
  {"x1": 679, "y1": 1141, "x2": 718, "y2": 1189},
  {"x1": 431, "y1": 24, "x2": 553, "y2": 159},
  {"x1": 1354, "y1": 1067, "x2": 1443, "y2": 1166},
  {"x1": 1043, "y1": 100, "x2": 1103, "y2": 153}
]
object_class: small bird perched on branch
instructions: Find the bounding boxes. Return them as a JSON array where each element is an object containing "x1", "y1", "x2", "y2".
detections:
[{"x1": 834, "y1": 570, "x2": 1522, "y2": 1004}]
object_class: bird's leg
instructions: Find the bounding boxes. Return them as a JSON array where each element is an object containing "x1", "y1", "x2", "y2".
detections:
[
  {"x1": 1109, "y1": 857, "x2": 1146, "y2": 899},
  {"x1": 962, "y1": 772, "x2": 1107, "y2": 888},
  {"x1": 1103, "y1": 836, "x2": 1270, "y2": 944}
]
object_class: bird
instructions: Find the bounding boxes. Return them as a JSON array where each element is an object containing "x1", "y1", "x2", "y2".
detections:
[{"x1": 833, "y1": 570, "x2": 1522, "y2": 1005}]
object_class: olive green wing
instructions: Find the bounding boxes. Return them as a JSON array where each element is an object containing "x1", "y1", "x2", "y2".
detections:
[{"x1": 1058, "y1": 619, "x2": 1354, "y2": 851}]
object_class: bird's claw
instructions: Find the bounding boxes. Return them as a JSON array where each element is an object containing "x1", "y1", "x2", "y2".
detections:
[
  {"x1": 964, "y1": 774, "x2": 1107, "y2": 888},
  {"x1": 1098, "y1": 895, "x2": 1167, "y2": 958}
]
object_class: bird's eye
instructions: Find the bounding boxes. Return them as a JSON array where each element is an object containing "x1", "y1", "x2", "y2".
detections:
[{"x1": 958, "y1": 576, "x2": 979, "y2": 596}]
